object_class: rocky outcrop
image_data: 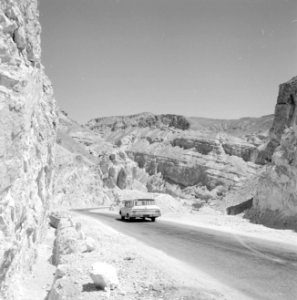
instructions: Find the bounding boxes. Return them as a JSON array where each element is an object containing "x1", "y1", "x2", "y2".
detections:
[
  {"x1": 54, "y1": 110, "x2": 153, "y2": 208},
  {"x1": 0, "y1": 1, "x2": 56, "y2": 299},
  {"x1": 247, "y1": 76, "x2": 297, "y2": 229},
  {"x1": 87, "y1": 112, "x2": 190, "y2": 132},
  {"x1": 256, "y1": 77, "x2": 297, "y2": 164},
  {"x1": 53, "y1": 144, "x2": 113, "y2": 208},
  {"x1": 128, "y1": 148, "x2": 259, "y2": 191},
  {"x1": 171, "y1": 137, "x2": 222, "y2": 155},
  {"x1": 172, "y1": 135, "x2": 258, "y2": 162}
]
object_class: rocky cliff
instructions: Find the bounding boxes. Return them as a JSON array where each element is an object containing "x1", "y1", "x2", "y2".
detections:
[
  {"x1": 54, "y1": 111, "x2": 153, "y2": 208},
  {"x1": 247, "y1": 76, "x2": 297, "y2": 229},
  {"x1": 0, "y1": 1, "x2": 56, "y2": 298}
]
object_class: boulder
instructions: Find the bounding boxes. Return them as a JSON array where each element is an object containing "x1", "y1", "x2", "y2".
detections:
[
  {"x1": 90, "y1": 262, "x2": 119, "y2": 290},
  {"x1": 49, "y1": 211, "x2": 70, "y2": 229},
  {"x1": 47, "y1": 277, "x2": 81, "y2": 300},
  {"x1": 84, "y1": 237, "x2": 96, "y2": 252}
]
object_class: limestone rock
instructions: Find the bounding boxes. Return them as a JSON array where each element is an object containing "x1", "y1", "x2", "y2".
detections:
[
  {"x1": 247, "y1": 76, "x2": 297, "y2": 229},
  {"x1": 90, "y1": 262, "x2": 119, "y2": 290},
  {"x1": 84, "y1": 236, "x2": 96, "y2": 252},
  {"x1": 47, "y1": 277, "x2": 81, "y2": 300},
  {"x1": 49, "y1": 211, "x2": 70, "y2": 229},
  {"x1": 0, "y1": 1, "x2": 56, "y2": 298},
  {"x1": 55, "y1": 264, "x2": 73, "y2": 280},
  {"x1": 256, "y1": 76, "x2": 297, "y2": 164},
  {"x1": 52, "y1": 221, "x2": 81, "y2": 266}
]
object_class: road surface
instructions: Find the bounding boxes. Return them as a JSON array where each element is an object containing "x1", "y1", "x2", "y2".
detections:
[{"x1": 75, "y1": 209, "x2": 297, "y2": 300}]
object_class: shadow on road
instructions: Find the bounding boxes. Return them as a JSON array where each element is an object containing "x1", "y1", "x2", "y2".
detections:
[{"x1": 116, "y1": 218, "x2": 154, "y2": 223}]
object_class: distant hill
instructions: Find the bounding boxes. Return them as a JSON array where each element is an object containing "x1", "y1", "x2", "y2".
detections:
[{"x1": 187, "y1": 114, "x2": 274, "y2": 137}]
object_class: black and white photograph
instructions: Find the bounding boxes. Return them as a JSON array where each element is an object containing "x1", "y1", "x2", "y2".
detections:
[{"x1": 0, "y1": 0, "x2": 297, "y2": 299}]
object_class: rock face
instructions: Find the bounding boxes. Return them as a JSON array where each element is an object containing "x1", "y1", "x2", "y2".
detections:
[
  {"x1": 54, "y1": 110, "x2": 153, "y2": 208},
  {"x1": 247, "y1": 76, "x2": 297, "y2": 229},
  {"x1": 0, "y1": 1, "x2": 56, "y2": 299},
  {"x1": 256, "y1": 77, "x2": 297, "y2": 164}
]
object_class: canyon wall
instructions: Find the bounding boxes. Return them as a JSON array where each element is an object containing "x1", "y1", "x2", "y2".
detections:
[
  {"x1": 0, "y1": 1, "x2": 56, "y2": 298},
  {"x1": 247, "y1": 76, "x2": 297, "y2": 229}
]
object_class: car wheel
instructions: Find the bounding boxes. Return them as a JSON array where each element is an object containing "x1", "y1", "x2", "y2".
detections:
[{"x1": 151, "y1": 217, "x2": 156, "y2": 222}]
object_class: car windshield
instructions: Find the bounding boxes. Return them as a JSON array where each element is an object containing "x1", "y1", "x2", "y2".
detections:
[{"x1": 135, "y1": 199, "x2": 155, "y2": 206}]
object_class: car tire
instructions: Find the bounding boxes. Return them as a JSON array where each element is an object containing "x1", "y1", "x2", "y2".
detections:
[{"x1": 151, "y1": 217, "x2": 156, "y2": 222}]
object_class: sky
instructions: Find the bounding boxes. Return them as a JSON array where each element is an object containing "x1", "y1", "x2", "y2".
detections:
[{"x1": 39, "y1": 0, "x2": 297, "y2": 123}]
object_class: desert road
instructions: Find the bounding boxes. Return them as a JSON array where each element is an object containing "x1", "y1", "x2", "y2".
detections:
[{"x1": 75, "y1": 209, "x2": 297, "y2": 300}]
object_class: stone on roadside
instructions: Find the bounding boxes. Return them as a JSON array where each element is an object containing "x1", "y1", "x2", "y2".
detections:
[
  {"x1": 55, "y1": 264, "x2": 73, "y2": 279},
  {"x1": 85, "y1": 237, "x2": 96, "y2": 252},
  {"x1": 47, "y1": 277, "x2": 81, "y2": 300},
  {"x1": 90, "y1": 262, "x2": 119, "y2": 290},
  {"x1": 49, "y1": 211, "x2": 70, "y2": 229}
]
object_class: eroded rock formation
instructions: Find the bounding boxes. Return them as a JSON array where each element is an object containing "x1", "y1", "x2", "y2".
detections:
[
  {"x1": 53, "y1": 110, "x2": 152, "y2": 208},
  {"x1": 0, "y1": 1, "x2": 56, "y2": 298},
  {"x1": 247, "y1": 76, "x2": 297, "y2": 229},
  {"x1": 256, "y1": 77, "x2": 297, "y2": 164},
  {"x1": 86, "y1": 113, "x2": 264, "y2": 203}
]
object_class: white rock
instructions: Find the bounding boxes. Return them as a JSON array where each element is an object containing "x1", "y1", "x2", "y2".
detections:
[
  {"x1": 85, "y1": 237, "x2": 96, "y2": 252},
  {"x1": 90, "y1": 262, "x2": 119, "y2": 290}
]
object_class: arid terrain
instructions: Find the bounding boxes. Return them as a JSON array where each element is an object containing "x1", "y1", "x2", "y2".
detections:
[{"x1": 1, "y1": 1, "x2": 297, "y2": 300}]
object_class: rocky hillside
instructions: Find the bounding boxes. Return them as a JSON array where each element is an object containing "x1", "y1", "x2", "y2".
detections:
[
  {"x1": 246, "y1": 76, "x2": 297, "y2": 230},
  {"x1": 54, "y1": 111, "x2": 155, "y2": 209},
  {"x1": 0, "y1": 1, "x2": 56, "y2": 299},
  {"x1": 86, "y1": 113, "x2": 272, "y2": 206}
]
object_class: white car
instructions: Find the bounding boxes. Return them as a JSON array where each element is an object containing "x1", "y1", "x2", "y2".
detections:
[{"x1": 119, "y1": 199, "x2": 161, "y2": 222}]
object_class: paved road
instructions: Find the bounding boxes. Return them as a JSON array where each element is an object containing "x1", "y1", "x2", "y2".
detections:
[{"x1": 75, "y1": 209, "x2": 297, "y2": 300}]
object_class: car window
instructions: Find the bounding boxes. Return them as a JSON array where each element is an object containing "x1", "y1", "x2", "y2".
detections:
[
  {"x1": 135, "y1": 200, "x2": 155, "y2": 206},
  {"x1": 146, "y1": 200, "x2": 155, "y2": 205}
]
